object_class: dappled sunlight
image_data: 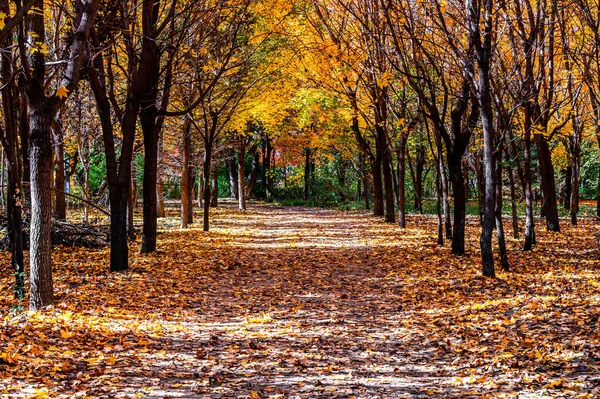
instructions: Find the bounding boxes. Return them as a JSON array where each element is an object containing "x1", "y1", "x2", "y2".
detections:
[{"x1": 1, "y1": 202, "x2": 599, "y2": 397}]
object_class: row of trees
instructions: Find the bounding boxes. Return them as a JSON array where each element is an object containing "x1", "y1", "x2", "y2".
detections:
[{"x1": 2, "y1": 0, "x2": 600, "y2": 310}]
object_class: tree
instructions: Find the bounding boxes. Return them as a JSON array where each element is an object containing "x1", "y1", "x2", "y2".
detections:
[{"x1": 22, "y1": 0, "x2": 99, "y2": 309}]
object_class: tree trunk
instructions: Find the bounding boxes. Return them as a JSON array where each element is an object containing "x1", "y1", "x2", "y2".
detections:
[
  {"x1": 506, "y1": 149, "x2": 519, "y2": 239},
  {"x1": 210, "y1": 161, "x2": 218, "y2": 207},
  {"x1": 372, "y1": 148, "x2": 384, "y2": 216},
  {"x1": 181, "y1": 118, "x2": 191, "y2": 228},
  {"x1": 203, "y1": 143, "x2": 212, "y2": 231},
  {"x1": 360, "y1": 152, "x2": 370, "y2": 210},
  {"x1": 435, "y1": 156, "x2": 443, "y2": 246},
  {"x1": 140, "y1": 112, "x2": 159, "y2": 253},
  {"x1": 448, "y1": 152, "x2": 467, "y2": 256},
  {"x1": 397, "y1": 135, "x2": 407, "y2": 228},
  {"x1": 245, "y1": 147, "x2": 259, "y2": 200},
  {"x1": 157, "y1": 130, "x2": 165, "y2": 218},
  {"x1": 570, "y1": 127, "x2": 582, "y2": 225},
  {"x1": 238, "y1": 139, "x2": 246, "y2": 210},
  {"x1": 265, "y1": 136, "x2": 273, "y2": 202},
  {"x1": 52, "y1": 115, "x2": 66, "y2": 220},
  {"x1": 187, "y1": 166, "x2": 194, "y2": 224},
  {"x1": 304, "y1": 148, "x2": 310, "y2": 200},
  {"x1": 28, "y1": 101, "x2": 55, "y2": 309},
  {"x1": 19, "y1": 85, "x2": 30, "y2": 207},
  {"x1": 382, "y1": 146, "x2": 395, "y2": 223},
  {"x1": 535, "y1": 134, "x2": 560, "y2": 232},
  {"x1": 564, "y1": 165, "x2": 572, "y2": 210},
  {"x1": 495, "y1": 151, "x2": 509, "y2": 271},
  {"x1": 128, "y1": 156, "x2": 136, "y2": 238},
  {"x1": 523, "y1": 127, "x2": 535, "y2": 250},
  {"x1": 228, "y1": 148, "x2": 239, "y2": 199},
  {"x1": 1, "y1": 24, "x2": 25, "y2": 299},
  {"x1": 413, "y1": 144, "x2": 425, "y2": 214}
]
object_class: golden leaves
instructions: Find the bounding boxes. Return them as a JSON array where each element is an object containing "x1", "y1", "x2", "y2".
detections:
[{"x1": 56, "y1": 86, "x2": 69, "y2": 100}]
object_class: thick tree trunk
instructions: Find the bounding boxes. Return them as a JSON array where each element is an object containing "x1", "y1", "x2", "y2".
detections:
[
  {"x1": 448, "y1": 153, "x2": 467, "y2": 255},
  {"x1": 28, "y1": 101, "x2": 55, "y2": 309},
  {"x1": 535, "y1": 134, "x2": 560, "y2": 232},
  {"x1": 110, "y1": 195, "x2": 130, "y2": 272},
  {"x1": 140, "y1": 113, "x2": 159, "y2": 253}
]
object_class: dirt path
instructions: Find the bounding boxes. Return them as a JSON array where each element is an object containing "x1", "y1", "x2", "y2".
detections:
[{"x1": 1, "y1": 201, "x2": 599, "y2": 398}]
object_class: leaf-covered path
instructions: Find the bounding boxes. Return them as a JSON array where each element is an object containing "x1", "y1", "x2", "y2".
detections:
[{"x1": 1, "y1": 201, "x2": 600, "y2": 398}]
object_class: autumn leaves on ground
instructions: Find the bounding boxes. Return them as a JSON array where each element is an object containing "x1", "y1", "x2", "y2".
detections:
[{"x1": 1, "y1": 202, "x2": 599, "y2": 398}]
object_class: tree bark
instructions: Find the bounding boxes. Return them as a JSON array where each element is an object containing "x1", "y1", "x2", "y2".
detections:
[
  {"x1": 228, "y1": 148, "x2": 239, "y2": 199},
  {"x1": 304, "y1": 148, "x2": 310, "y2": 201},
  {"x1": 535, "y1": 134, "x2": 560, "y2": 232},
  {"x1": 203, "y1": 143, "x2": 212, "y2": 230},
  {"x1": 564, "y1": 165, "x2": 572, "y2": 210},
  {"x1": 245, "y1": 146, "x2": 259, "y2": 200},
  {"x1": 157, "y1": 130, "x2": 165, "y2": 218},
  {"x1": 52, "y1": 114, "x2": 66, "y2": 220},
  {"x1": 506, "y1": 149, "x2": 519, "y2": 239},
  {"x1": 397, "y1": 135, "x2": 407, "y2": 228},
  {"x1": 238, "y1": 138, "x2": 246, "y2": 210},
  {"x1": 210, "y1": 161, "x2": 218, "y2": 207},
  {"x1": 181, "y1": 118, "x2": 192, "y2": 228},
  {"x1": 28, "y1": 99, "x2": 55, "y2": 309}
]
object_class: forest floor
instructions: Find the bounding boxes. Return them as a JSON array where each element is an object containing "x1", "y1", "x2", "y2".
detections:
[{"x1": 1, "y1": 200, "x2": 599, "y2": 398}]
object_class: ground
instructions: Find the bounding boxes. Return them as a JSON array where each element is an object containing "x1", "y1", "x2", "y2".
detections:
[{"x1": 1, "y1": 200, "x2": 599, "y2": 398}]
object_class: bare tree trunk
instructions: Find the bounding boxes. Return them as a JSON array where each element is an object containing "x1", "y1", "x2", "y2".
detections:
[
  {"x1": 245, "y1": 146, "x2": 259, "y2": 200},
  {"x1": 228, "y1": 148, "x2": 238, "y2": 199},
  {"x1": 495, "y1": 149, "x2": 509, "y2": 271},
  {"x1": 265, "y1": 136, "x2": 273, "y2": 202},
  {"x1": 506, "y1": 149, "x2": 519, "y2": 239},
  {"x1": 397, "y1": 135, "x2": 407, "y2": 228},
  {"x1": 523, "y1": 128, "x2": 535, "y2": 250},
  {"x1": 28, "y1": 100, "x2": 55, "y2": 309},
  {"x1": 203, "y1": 144, "x2": 212, "y2": 231},
  {"x1": 210, "y1": 161, "x2": 218, "y2": 207},
  {"x1": 536, "y1": 134, "x2": 560, "y2": 232},
  {"x1": 304, "y1": 148, "x2": 310, "y2": 201},
  {"x1": 181, "y1": 118, "x2": 191, "y2": 228},
  {"x1": 128, "y1": 156, "x2": 137, "y2": 238},
  {"x1": 564, "y1": 166, "x2": 572, "y2": 210},
  {"x1": 238, "y1": 139, "x2": 246, "y2": 210},
  {"x1": 156, "y1": 130, "x2": 165, "y2": 218}
]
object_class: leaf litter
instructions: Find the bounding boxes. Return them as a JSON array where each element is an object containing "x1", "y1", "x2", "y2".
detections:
[{"x1": 1, "y1": 201, "x2": 599, "y2": 398}]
